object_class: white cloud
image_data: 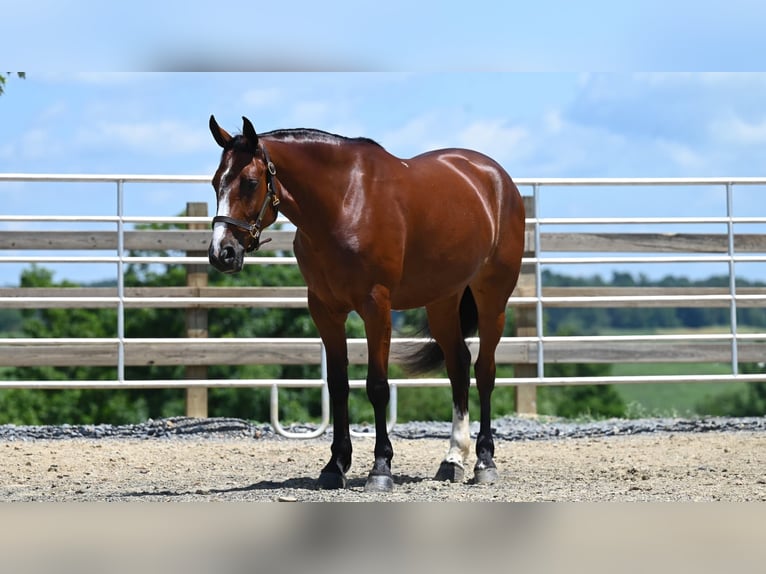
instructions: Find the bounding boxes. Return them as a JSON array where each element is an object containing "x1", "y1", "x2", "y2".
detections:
[
  {"x1": 0, "y1": 143, "x2": 12, "y2": 161},
  {"x1": 541, "y1": 72, "x2": 766, "y2": 177},
  {"x1": 72, "y1": 72, "x2": 148, "y2": 85},
  {"x1": 379, "y1": 112, "x2": 450, "y2": 157},
  {"x1": 0, "y1": 128, "x2": 66, "y2": 162},
  {"x1": 375, "y1": 78, "x2": 753, "y2": 179},
  {"x1": 543, "y1": 109, "x2": 564, "y2": 133},
  {"x1": 38, "y1": 101, "x2": 69, "y2": 122},
  {"x1": 80, "y1": 120, "x2": 209, "y2": 155},
  {"x1": 381, "y1": 113, "x2": 532, "y2": 170},
  {"x1": 288, "y1": 101, "x2": 331, "y2": 126},
  {"x1": 710, "y1": 114, "x2": 766, "y2": 145},
  {"x1": 655, "y1": 139, "x2": 705, "y2": 171},
  {"x1": 457, "y1": 119, "x2": 528, "y2": 160},
  {"x1": 242, "y1": 87, "x2": 281, "y2": 108},
  {"x1": 326, "y1": 120, "x2": 368, "y2": 140},
  {"x1": 19, "y1": 129, "x2": 50, "y2": 159},
  {"x1": 41, "y1": 73, "x2": 149, "y2": 86}
]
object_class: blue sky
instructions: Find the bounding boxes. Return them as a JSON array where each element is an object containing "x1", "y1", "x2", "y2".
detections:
[
  {"x1": 2, "y1": 72, "x2": 766, "y2": 285},
  {"x1": 2, "y1": 0, "x2": 766, "y2": 285},
  {"x1": 3, "y1": 72, "x2": 766, "y2": 178},
  {"x1": 5, "y1": 1, "x2": 766, "y2": 70}
]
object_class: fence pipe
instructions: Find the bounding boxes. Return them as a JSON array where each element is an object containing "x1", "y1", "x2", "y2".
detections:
[
  {"x1": 726, "y1": 182, "x2": 739, "y2": 375},
  {"x1": 5, "y1": 214, "x2": 766, "y2": 225},
  {"x1": 270, "y1": 383, "x2": 330, "y2": 439},
  {"x1": 3, "y1": 372, "x2": 766, "y2": 391},
  {"x1": 5, "y1": 214, "x2": 766, "y2": 226},
  {"x1": 5, "y1": 254, "x2": 766, "y2": 266},
  {"x1": 116, "y1": 180, "x2": 126, "y2": 382},
  {"x1": 531, "y1": 216, "x2": 766, "y2": 225},
  {"x1": 269, "y1": 344, "x2": 331, "y2": 439},
  {"x1": 4, "y1": 293, "x2": 766, "y2": 309},
  {"x1": 533, "y1": 183, "x2": 545, "y2": 379},
  {"x1": 514, "y1": 176, "x2": 766, "y2": 186}
]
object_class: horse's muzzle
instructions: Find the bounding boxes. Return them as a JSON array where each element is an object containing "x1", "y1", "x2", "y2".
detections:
[{"x1": 209, "y1": 242, "x2": 244, "y2": 274}]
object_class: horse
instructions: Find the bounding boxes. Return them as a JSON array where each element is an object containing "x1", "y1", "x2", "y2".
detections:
[{"x1": 207, "y1": 115, "x2": 526, "y2": 492}]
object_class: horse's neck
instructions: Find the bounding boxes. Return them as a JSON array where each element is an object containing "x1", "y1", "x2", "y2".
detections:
[{"x1": 266, "y1": 139, "x2": 352, "y2": 234}]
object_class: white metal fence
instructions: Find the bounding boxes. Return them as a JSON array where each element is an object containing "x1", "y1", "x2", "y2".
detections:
[{"x1": 2, "y1": 174, "x2": 766, "y2": 435}]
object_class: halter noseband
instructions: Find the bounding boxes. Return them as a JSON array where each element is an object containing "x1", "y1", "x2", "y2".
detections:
[{"x1": 211, "y1": 144, "x2": 281, "y2": 252}]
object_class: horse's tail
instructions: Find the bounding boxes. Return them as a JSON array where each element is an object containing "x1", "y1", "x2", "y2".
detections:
[{"x1": 400, "y1": 287, "x2": 478, "y2": 375}]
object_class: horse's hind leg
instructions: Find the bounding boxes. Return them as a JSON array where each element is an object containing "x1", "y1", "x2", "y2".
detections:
[
  {"x1": 425, "y1": 295, "x2": 472, "y2": 483},
  {"x1": 470, "y1": 278, "x2": 515, "y2": 484},
  {"x1": 472, "y1": 309, "x2": 503, "y2": 484}
]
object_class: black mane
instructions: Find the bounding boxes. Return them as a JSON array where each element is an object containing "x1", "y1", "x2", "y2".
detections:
[
  {"x1": 262, "y1": 128, "x2": 382, "y2": 148},
  {"x1": 222, "y1": 128, "x2": 382, "y2": 156}
]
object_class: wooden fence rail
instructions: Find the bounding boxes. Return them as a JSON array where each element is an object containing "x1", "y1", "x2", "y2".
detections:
[
  {"x1": 4, "y1": 229, "x2": 766, "y2": 253},
  {"x1": 5, "y1": 285, "x2": 766, "y2": 309},
  {"x1": 2, "y1": 338, "x2": 764, "y2": 368}
]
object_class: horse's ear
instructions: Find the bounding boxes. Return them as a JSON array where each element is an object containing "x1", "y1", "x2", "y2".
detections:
[
  {"x1": 209, "y1": 115, "x2": 232, "y2": 148},
  {"x1": 242, "y1": 116, "x2": 259, "y2": 148}
]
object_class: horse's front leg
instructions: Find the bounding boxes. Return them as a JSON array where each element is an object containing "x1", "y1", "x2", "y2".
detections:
[
  {"x1": 360, "y1": 286, "x2": 395, "y2": 492},
  {"x1": 309, "y1": 293, "x2": 352, "y2": 490}
]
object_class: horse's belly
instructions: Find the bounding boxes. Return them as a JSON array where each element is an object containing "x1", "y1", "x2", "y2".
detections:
[
  {"x1": 296, "y1": 233, "x2": 490, "y2": 311},
  {"x1": 391, "y1": 259, "x2": 483, "y2": 310}
]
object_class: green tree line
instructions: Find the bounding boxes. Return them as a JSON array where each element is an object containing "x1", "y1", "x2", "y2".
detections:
[
  {"x1": 543, "y1": 270, "x2": 766, "y2": 334},
  {"x1": 1, "y1": 254, "x2": 764, "y2": 424}
]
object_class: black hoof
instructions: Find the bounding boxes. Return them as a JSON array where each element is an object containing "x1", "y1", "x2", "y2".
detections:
[
  {"x1": 317, "y1": 471, "x2": 346, "y2": 490},
  {"x1": 473, "y1": 465, "x2": 499, "y2": 485},
  {"x1": 364, "y1": 474, "x2": 394, "y2": 493},
  {"x1": 434, "y1": 461, "x2": 465, "y2": 483}
]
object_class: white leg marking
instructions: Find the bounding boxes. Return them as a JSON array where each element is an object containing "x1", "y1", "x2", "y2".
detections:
[{"x1": 444, "y1": 406, "x2": 470, "y2": 467}]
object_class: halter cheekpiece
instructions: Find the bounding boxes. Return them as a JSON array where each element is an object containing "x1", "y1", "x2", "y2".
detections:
[{"x1": 211, "y1": 144, "x2": 280, "y2": 252}]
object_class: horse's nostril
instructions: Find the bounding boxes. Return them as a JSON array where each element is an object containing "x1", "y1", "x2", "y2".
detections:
[{"x1": 221, "y1": 246, "x2": 236, "y2": 264}]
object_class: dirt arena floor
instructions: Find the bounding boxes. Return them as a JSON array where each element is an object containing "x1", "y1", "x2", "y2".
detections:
[{"x1": 2, "y1": 431, "x2": 764, "y2": 501}]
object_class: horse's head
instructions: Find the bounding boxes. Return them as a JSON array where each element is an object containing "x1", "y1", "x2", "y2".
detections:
[{"x1": 208, "y1": 115, "x2": 280, "y2": 273}]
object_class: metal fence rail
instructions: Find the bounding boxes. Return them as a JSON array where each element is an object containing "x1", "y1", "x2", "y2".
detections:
[{"x1": 2, "y1": 174, "x2": 766, "y2": 435}]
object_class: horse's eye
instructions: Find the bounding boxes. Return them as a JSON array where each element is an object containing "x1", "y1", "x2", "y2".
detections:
[{"x1": 245, "y1": 178, "x2": 260, "y2": 190}]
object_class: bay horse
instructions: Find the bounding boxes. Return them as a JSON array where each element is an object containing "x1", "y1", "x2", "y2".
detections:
[{"x1": 208, "y1": 116, "x2": 525, "y2": 492}]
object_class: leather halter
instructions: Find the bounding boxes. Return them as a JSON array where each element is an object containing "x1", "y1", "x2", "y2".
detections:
[{"x1": 211, "y1": 144, "x2": 281, "y2": 252}]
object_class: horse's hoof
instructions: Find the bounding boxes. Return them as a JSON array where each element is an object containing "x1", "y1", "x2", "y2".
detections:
[
  {"x1": 364, "y1": 474, "x2": 394, "y2": 493},
  {"x1": 317, "y1": 471, "x2": 346, "y2": 490},
  {"x1": 434, "y1": 460, "x2": 465, "y2": 483},
  {"x1": 473, "y1": 466, "x2": 499, "y2": 485}
]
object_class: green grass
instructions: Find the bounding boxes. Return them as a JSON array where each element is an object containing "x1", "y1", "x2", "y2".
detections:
[
  {"x1": 579, "y1": 325, "x2": 756, "y2": 418},
  {"x1": 610, "y1": 362, "x2": 734, "y2": 378},
  {"x1": 616, "y1": 381, "x2": 750, "y2": 418},
  {"x1": 610, "y1": 357, "x2": 748, "y2": 418}
]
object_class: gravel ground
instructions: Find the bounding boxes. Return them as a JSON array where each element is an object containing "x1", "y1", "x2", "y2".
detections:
[{"x1": 1, "y1": 416, "x2": 764, "y2": 501}]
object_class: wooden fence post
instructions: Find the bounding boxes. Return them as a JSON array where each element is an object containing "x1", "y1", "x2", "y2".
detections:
[
  {"x1": 185, "y1": 202, "x2": 209, "y2": 418},
  {"x1": 514, "y1": 195, "x2": 538, "y2": 416}
]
